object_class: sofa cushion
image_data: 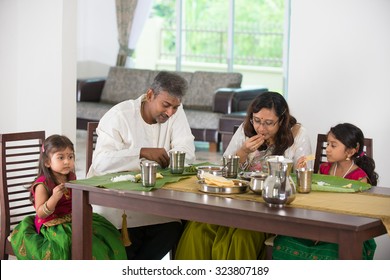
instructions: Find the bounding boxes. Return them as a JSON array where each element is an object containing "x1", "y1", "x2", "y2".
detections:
[
  {"x1": 183, "y1": 71, "x2": 242, "y2": 111},
  {"x1": 100, "y1": 67, "x2": 151, "y2": 104},
  {"x1": 77, "y1": 102, "x2": 114, "y2": 121},
  {"x1": 184, "y1": 109, "x2": 223, "y2": 130}
]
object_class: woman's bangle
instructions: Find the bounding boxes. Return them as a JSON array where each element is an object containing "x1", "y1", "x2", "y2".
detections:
[{"x1": 42, "y1": 201, "x2": 54, "y2": 216}]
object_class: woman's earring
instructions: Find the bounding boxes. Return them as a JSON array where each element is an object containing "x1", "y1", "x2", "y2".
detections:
[{"x1": 346, "y1": 157, "x2": 350, "y2": 161}]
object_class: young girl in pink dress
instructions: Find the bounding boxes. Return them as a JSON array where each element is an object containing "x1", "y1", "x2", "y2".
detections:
[
  {"x1": 10, "y1": 134, "x2": 126, "y2": 259},
  {"x1": 318, "y1": 123, "x2": 377, "y2": 184},
  {"x1": 273, "y1": 123, "x2": 379, "y2": 259}
]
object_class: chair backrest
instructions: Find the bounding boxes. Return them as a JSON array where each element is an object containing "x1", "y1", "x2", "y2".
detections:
[
  {"x1": 86, "y1": 122, "x2": 99, "y2": 174},
  {"x1": 313, "y1": 133, "x2": 373, "y2": 173},
  {"x1": 0, "y1": 130, "x2": 45, "y2": 259}
]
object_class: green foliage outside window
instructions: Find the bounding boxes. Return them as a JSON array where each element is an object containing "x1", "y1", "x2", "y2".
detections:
[{"x1": 152, "y1": 0, "x2": 284, "y2": 67}]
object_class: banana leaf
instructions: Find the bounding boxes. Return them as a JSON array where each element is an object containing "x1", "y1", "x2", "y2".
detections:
[
  {"x1": 291, "y1": 173, "x2": 371, "y2": 193},
  {"x1": 69, "y1": 162, "x2": 214, "y2": 192},
  {"x1": 160, "y1": 161, "x2": 217, "y2": 177}
]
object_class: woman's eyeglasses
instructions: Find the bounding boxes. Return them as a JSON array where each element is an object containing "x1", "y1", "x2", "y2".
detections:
[{"x1": 250, "y1": 118, "x2": 278, "y2": 128}]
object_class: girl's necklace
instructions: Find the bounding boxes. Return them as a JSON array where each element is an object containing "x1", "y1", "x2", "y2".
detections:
[{"x1": 333, "y1": 160, "x2": 354, "y2": 178}]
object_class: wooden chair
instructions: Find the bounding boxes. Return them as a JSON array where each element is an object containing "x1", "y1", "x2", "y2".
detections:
[
  {"x1": 233, "y1": 124, "x2": 240, "y2": 134},
  {"x1": 86, "y1": 122, "x2": 99, "y2": 174},
  {"x1": 313, "y1": 133, "x2": 373, "y2": 173},
  {"x1": 0, "y1": 130, "x2": 45, "y2": 259}
]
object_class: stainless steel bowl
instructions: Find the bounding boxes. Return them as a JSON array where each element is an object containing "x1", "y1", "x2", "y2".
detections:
[
  {"x1": 249, "y1": 173, "x2": 268, "y2": 195},
  {"x1": 196, "y1": 165, "x2": 224, "y2": 179}
]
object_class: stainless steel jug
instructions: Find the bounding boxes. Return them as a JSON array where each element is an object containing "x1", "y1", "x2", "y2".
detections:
[{"x1": 262, "y1": 156, "x2": 296, "y2": 207}]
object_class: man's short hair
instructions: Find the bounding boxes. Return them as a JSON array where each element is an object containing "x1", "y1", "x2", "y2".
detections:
[{"x1": 150, "y1": 71, "x2": 188, "y2": 99}]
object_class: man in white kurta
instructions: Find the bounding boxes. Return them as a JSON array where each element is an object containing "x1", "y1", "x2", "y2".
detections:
[{"x1": 87, "y1": 71, "x2": 195, "y2": 259}]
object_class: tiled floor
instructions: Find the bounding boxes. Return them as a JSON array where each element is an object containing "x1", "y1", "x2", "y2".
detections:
[{"x1": 75, "y1": 130, "x2": 223, "y2": 179}]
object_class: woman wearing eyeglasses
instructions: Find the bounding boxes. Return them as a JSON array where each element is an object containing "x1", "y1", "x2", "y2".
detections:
[
  {"x1": 225, "y1": 91, "x2": 312, "y2": 172},
  {"x1": 175, "y1": 91, "x2": 312, "y2": 260}
]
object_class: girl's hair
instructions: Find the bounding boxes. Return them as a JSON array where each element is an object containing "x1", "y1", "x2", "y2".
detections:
[
  {"x1": 328, "y1": 123, "x2": 378, "y2": 185},
  {"x1": 38, "y1": 134, "x2": 75, "y2": 185},
  {"x1": 243, "y1": 91, "x2": 297, "y2": 155}
]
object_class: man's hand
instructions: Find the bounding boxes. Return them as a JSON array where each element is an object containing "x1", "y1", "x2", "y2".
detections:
[{"x1": 140, "y1": 148, "x2": 170, "y2": 168}]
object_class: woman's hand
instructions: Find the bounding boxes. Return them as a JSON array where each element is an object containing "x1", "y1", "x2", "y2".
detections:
[
  {"x1": 235, "y1": 134, "x2": 266, "y2": 164},
  {"x1": 296, "y1": 156, "x2": 307, "y2": 169},
  {"x1": 242, "y1": 134, "x2": 265, "y2": 154}
]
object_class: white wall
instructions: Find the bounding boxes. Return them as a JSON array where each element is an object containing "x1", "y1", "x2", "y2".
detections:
[
  {"x1": 77, "y1": 0, "x2": 117, "y2": 78},
  {"x1": 288, "y1": 0, "x2": 390, "y2": 185},
  {"x1": 287, "y1": 0, "x2": 390, "y2": 259},
  {"x1": 0, "y1": 0, "x2": 77, "y2": 144}
]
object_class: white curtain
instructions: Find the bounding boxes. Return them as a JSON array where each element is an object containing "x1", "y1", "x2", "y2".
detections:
[{"x1": 115, "y1": 0, "x2": 153, "y2": 67}]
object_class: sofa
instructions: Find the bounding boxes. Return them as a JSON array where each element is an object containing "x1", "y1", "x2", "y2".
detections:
[{"x1": 76, "y1": 67, "x2": 268, "y2": 151}]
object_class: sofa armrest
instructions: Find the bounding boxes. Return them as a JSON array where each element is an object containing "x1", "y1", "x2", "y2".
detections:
[
  {"x1": 213, "y1": 86, "x2": 268, "y2": 114},
  {"x1": 77, "y1": 78, "x2": 106, "y2": 102}
]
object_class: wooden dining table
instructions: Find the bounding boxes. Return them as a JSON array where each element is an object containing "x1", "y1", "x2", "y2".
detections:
[{"x1": 66, "y1": 176, "x2": 390, "y2": 260}]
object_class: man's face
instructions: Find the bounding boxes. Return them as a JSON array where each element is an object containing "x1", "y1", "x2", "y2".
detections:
[{"x1": 148, "y1": 90, "x2": 181, "y2": 124}]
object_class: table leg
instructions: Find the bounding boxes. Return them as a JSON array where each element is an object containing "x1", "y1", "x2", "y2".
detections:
[
  {"x1": 338, "y1": 232, "x2": 362, "y2": 259},
  {"x1": 72, "y1": 188, "x2": 93, "y2": 260}
]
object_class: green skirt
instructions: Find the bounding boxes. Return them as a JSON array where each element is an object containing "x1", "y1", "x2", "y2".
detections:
[
  {"x1": 10, "y1": 213, "x2": 127, "y2": 260},
  {"x1": 272, "y1": 235, "x2": 376, "y2": 260},
  {"x1": 175, "y1": 221, "x2": 270, "y2": 260}
]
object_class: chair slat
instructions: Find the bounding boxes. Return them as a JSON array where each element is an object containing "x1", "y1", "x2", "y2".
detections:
[
  {"x1": 7, "y1": 181, "x2": 35, "y2": 188},
  {"x1": 9, "y1": 194, "x2": 31, "y2": 202},
  {"x1": 6, "y1": 159, "x2": 40, "y2": 165},
  {"x1": 5, "y1": 151, "x2": 41, "y2": 158},
  {"x1": 9, "y1": 207, "x2": 34, "y2": 213},
  {"x1": 8, "y1": 189, "x2": 30, "y2": 195},
  {"x1": 5, "y1": 144, "x2": 41, "y2": 150},
  {"x1": 86, "y1": 122, "x2": 99, "y2": 174},
  {"x1": 6, "y1": 173, "x2": 38, "y2": 181},
  {"x1": 0, "y1": 130, "x2": 45, "y2": 260}
]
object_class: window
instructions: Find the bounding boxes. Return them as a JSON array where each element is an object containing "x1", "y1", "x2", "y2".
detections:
[
  {"x1": 136, "y1": 0, "x2": 287, "y2": 91},
  {"x1": 153, "y1": 0, "x2": 284, "y2": 67}
]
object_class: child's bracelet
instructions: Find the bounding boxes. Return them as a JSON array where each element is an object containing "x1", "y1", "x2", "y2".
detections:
[{"x1": 42, "y1": 201, "x2": 54, "y2": 216}]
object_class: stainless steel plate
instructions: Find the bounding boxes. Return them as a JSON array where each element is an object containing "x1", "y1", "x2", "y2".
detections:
[{"x1": 198, "y1": 179, "x2": 249, "y2": 194}]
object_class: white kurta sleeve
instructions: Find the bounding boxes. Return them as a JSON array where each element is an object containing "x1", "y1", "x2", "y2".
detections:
[
  {"x1": 285, "y1": 126, "x2": 313, "y2": 169},
  {"x1": 88, "y1": 111, "x2": 143, "y2": 176},
  {"x1": 168, "y1": 105, "x2": 196, "y2": 164}
]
